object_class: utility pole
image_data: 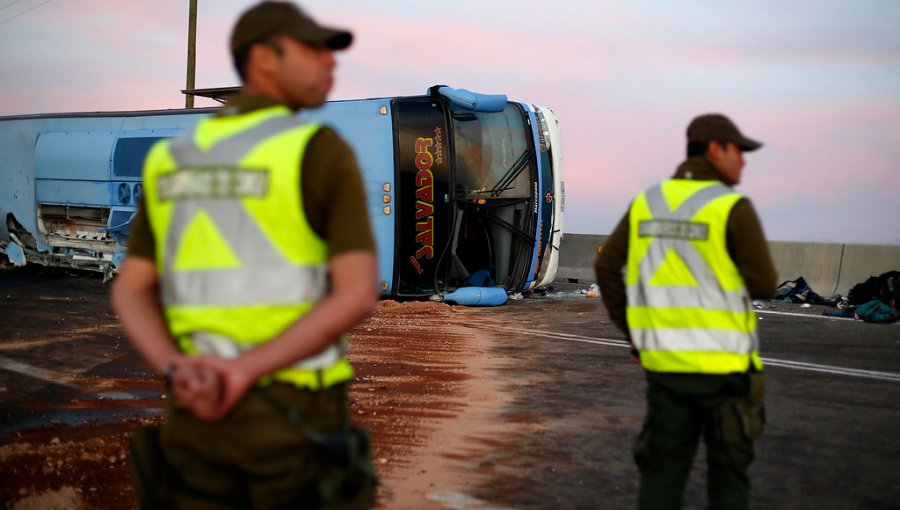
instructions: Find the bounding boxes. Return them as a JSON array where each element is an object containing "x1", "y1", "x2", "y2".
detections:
[{"x1": 185, "y1": 0, "x2": 198, "y2": 108}]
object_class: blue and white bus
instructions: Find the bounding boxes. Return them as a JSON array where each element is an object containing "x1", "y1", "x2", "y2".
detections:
[{"x1": 0, "y1": 85, "x2": 564, "y2": 298}]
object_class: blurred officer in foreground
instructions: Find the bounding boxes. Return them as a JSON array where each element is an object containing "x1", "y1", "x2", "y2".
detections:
[
  {"x1": 111, "y1": 1, "x2": 378, "y2": 507},
  {"x1": 595, "y1": 114, "x2": 777, "y2": 509}
]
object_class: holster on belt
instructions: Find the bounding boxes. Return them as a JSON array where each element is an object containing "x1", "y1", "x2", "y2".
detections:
[
  {"x1": 733, "y1": 372, "x2": 765, "y2": 439},
  {"x1": 313, "y1": 427, "x2": 378, "y2": 509},
  {"x1": 256, "y1": 388, "x2": 378, "y2": 509}
]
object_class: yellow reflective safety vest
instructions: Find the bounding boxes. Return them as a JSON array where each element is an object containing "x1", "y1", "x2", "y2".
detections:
[
  {"x1": 625, "y1": 179, "x2": 763, "y2": 374},
  {"x1": 142, "y1": 105, "x2": 353, "y2": 390}
]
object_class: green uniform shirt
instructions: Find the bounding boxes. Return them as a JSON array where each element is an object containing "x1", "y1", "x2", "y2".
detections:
[
  {"x1": 127, "y1": 94, "x2": 375, "y2": 261},
  {"x1": 595, "y1": 156, "x2": 777, "y2": 337}
]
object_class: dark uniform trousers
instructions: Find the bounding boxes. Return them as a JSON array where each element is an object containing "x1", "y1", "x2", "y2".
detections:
[
  {"x1": 157, "y1": 383, "x2": 351, "y2": 509},
  {"x1": 634, "y1": 372, "x2": 757, "y2": 510}
]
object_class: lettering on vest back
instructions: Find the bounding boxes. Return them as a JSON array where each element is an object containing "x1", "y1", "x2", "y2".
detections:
[
  {"x1": 639, "y1": 219, "x2": 709, "y2": 240},
  {"x1": 157, "y1": 167, "x2": 268, "y2": 201}
]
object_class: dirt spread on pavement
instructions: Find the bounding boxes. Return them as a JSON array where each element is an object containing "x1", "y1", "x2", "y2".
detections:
[
  {"x1": 0, "y1": 297, "x2": 527, "y2": 509},
  {"x1": 5, "y1": 267, "x2": 900, "y2": 509},
  {"x1": 349, "y1": 300, "x2": 518, "y2": 508}
]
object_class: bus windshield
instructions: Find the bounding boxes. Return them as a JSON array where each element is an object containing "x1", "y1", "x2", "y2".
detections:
[
  {"x1": 449, "y1": 102, "x2": 539, "y2": 293},
  {"x1": 394, "y1": 96, "x2": 540, "y2": 296},
  {"x1": 452, "y1": 103, "x2": 533, "y2": 200}
]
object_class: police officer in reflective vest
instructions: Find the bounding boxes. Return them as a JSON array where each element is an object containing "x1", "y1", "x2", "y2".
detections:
[
  {"x1": 112, "y1": 2, "x2": 378, "y2": 508},
  {"x1": 595, "y1": 114, "x2": 777, "y2": 509}
]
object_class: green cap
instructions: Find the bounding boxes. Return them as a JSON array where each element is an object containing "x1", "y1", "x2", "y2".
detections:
[
  {"x1": 686, "y1": 113, "x2": 762, "y2": 152},
  {"x1": 230, "y1": 1, "x2": 353, "y2": 55}
]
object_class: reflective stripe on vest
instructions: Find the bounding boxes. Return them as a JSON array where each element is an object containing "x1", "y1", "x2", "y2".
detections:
[
  {"x1": 145, "y1": 110, "x2": 348, "y2": 382},
  {"x1": 190, "y1": 331, "x2": 347, "y2": 372},
  {"x1": 626, "y1": 180, "x2": 761, "y2": 374},
  {"x1": 162, "y1": 115, "x2": 327, "y2": 307}
]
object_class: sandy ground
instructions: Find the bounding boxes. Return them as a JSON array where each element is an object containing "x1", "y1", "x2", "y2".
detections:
[
  {"x1": 351, "y1": 300, "x2": 517, "y2": 509},
  {"x1": 0, "y1": 270, "x2": 594, "y2": 509},
  {"x1": 3, "y1": 268, "x2": 900, "y2": 509}
]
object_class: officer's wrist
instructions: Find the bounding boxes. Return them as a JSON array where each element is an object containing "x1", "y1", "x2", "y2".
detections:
[{"x1": 163, "y1": 362, "x2": 176, "y2": 392}]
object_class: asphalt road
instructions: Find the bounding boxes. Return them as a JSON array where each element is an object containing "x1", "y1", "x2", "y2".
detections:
[
  {"x1": 461, "y1": 292, "x2": 900, "y2": 510},
  {"x1": 1, "y1": 267, "x2": 898, "y2": 509}
]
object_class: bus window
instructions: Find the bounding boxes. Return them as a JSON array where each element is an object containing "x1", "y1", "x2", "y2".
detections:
[
  {"x1": 450, "y1": 102, "x2": 538, "y2": 293},
  {"x1": 452, "y1": 103, "x2": 533, "y2": 201},
  {"x1": 446, "y1": 103, "x2": 537, "y2": 290},
  {"x1": 395, "y1": 98, "x2": 539, "y2": 297}
]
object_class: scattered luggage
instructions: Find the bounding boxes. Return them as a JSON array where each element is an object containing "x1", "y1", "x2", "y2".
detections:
[{"x1": 847, "y1": 270, "x2": 900, "y2": 308}]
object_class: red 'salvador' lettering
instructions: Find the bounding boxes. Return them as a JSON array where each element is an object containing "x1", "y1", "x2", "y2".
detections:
[
  {"x1": 413, "y1": 136, "x2": 435, "y2": 260},
  {"x1": 415, "y1": 200, "x2": 433, "y2": 219},
  {"x1": 415, "y1": 171, "x2": 433, "y2": 201},
  {"x1": 415, "y1": 217, "x2": 434, "y2": 259}
]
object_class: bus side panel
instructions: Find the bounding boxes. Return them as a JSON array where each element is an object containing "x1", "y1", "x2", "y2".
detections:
[
  {"x1": 534, "y1": 105, "x2": 564, "y2": 287},
  {"x1": 1, "y1": 116, "x2": 131, "y2": 267},
  {"x1": 300, "y1": 101, "x2": 396, "y2": 295},
  {"x1": 522, "y1": 107, "x2": 542, "y2": 291},
  {"x1": 393, "y1": 98, "x2": 451, "y2": 296},
  {"x1": 1, "y1": 118, "x2": 42, "y2": 258},
  {"x1": 0, "y1": 112, "x2": 205, "y2": 270}
]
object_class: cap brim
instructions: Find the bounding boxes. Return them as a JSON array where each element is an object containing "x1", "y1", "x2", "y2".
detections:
[
  {"x1": 289, "y1": 25, "x2": 353, "y2": 50},
  {"x1": 324, "y1": 30, "x2": 352, "y2": 50},
  {"x1": 735, "y1": 136, "x2": 763, "y2": 152}
]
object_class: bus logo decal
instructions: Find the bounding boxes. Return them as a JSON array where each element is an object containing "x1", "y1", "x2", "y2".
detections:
[{"x1": 414, "y1": 136, "x2": 435, "y2": 260}]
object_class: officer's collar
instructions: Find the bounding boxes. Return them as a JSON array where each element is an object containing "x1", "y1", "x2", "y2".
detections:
[
  {"x1": 217, "y1": 94, "x2": 286, "y2": 117},
  {"x1": 672, "y1": 156, "x2": 726, "y2": 183}
]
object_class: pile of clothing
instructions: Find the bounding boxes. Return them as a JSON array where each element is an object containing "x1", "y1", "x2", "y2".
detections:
[
  {"x1": 773, "y1": 277, "x2": 844, "y2": 307},
  {"x1": 844, "y1": 271, "x2": 900, "y2": 323},
  {"x1": 774, "y1": 271, "x2": 900, "y2": 324}
]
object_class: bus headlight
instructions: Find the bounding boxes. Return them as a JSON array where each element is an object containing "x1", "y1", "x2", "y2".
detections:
[{"x1": 536, "y1": 110, "x2": 551, "y2": 152}]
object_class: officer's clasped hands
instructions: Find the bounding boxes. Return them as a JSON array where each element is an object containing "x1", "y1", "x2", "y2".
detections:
[{"x1": 169, "y1": 357, "x2": 222, "y2": 423}]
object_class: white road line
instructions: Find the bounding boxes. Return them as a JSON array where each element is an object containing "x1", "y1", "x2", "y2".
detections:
[
  {"x1": 498, "y1": 327, "x2": 630, "y2": 349},
  {"x1": 0, "y1": 356, "x2": 81, "y2": 389},
  {"x1": 756, "y1": 310, "x2": 856, "y2": 321},
  {"x1": 498, "y1": 327, "x2": 900, "y2": 383},
  {"x1": 759, "y1": 358, "x2": 900, "y2": 382}
]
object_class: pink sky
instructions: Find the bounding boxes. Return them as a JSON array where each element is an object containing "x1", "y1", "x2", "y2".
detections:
[{"x1": 1, "y1": 0, "x2": 898, "y2": 244}]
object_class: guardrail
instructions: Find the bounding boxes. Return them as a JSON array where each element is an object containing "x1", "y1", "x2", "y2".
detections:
[{"x1": 555, "y1": 234, "x2": 900, "y2": 297}]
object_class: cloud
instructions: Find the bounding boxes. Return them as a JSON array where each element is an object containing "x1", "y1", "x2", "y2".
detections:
[
  {"x1": 1, "y1": 0, "x2": 897, "y2": 245},
  {"x1": 0, "y1": 2, "x2": 188, "y2": 114}
]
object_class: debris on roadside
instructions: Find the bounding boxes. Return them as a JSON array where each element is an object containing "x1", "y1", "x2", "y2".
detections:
[
  {"x1": 771, "y1": 271, "x2": 900, "y2": 324},
  {"x1": 773, "y1": 277, "x2": 844, "y2": 307},
  {"x1": 852, "y1": 300, "x2": 899, "y2": 324},
  {"x1": 533, "y1": 285, "x2": 556, "y2": 296},
  {"x1": 441, "y1": 287, "x2": 508, "y2": 306},
  {"x1": 582, "y1": 283, "x2": 600, "y2": 298},
  {"x1": 847, "y1": 271, "x2": 900, "y2": 309}
]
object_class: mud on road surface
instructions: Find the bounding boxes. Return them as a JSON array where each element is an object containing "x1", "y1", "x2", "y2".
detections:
[
  {"x1": 350, "y1": 297, "x2": 640, "y2": 510},
  {"x1": 3, "y1": 267, "x2": 900, "y2": 509},
  {"x1": 0, "y1": 268, "x2": 633, "y2": 509}
]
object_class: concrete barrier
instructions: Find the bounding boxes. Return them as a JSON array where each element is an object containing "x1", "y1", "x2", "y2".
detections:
[
  {"x1": 554, "y1": 233, "x2": 900, "y2": 298},
  {"x1": 556, "y1": 234, "x2": 606, "y2": 283},
  {"x1": 768, "y1": 241, "x2": 843, "y2": 296},
  {"x1": 836, "y1": 244, "x2": 900, "y2": 296}
]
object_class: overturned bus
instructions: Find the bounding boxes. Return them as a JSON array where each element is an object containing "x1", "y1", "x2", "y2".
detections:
[{"x1": 0, "y1": 85, "x2": 564, "y2": 298}]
